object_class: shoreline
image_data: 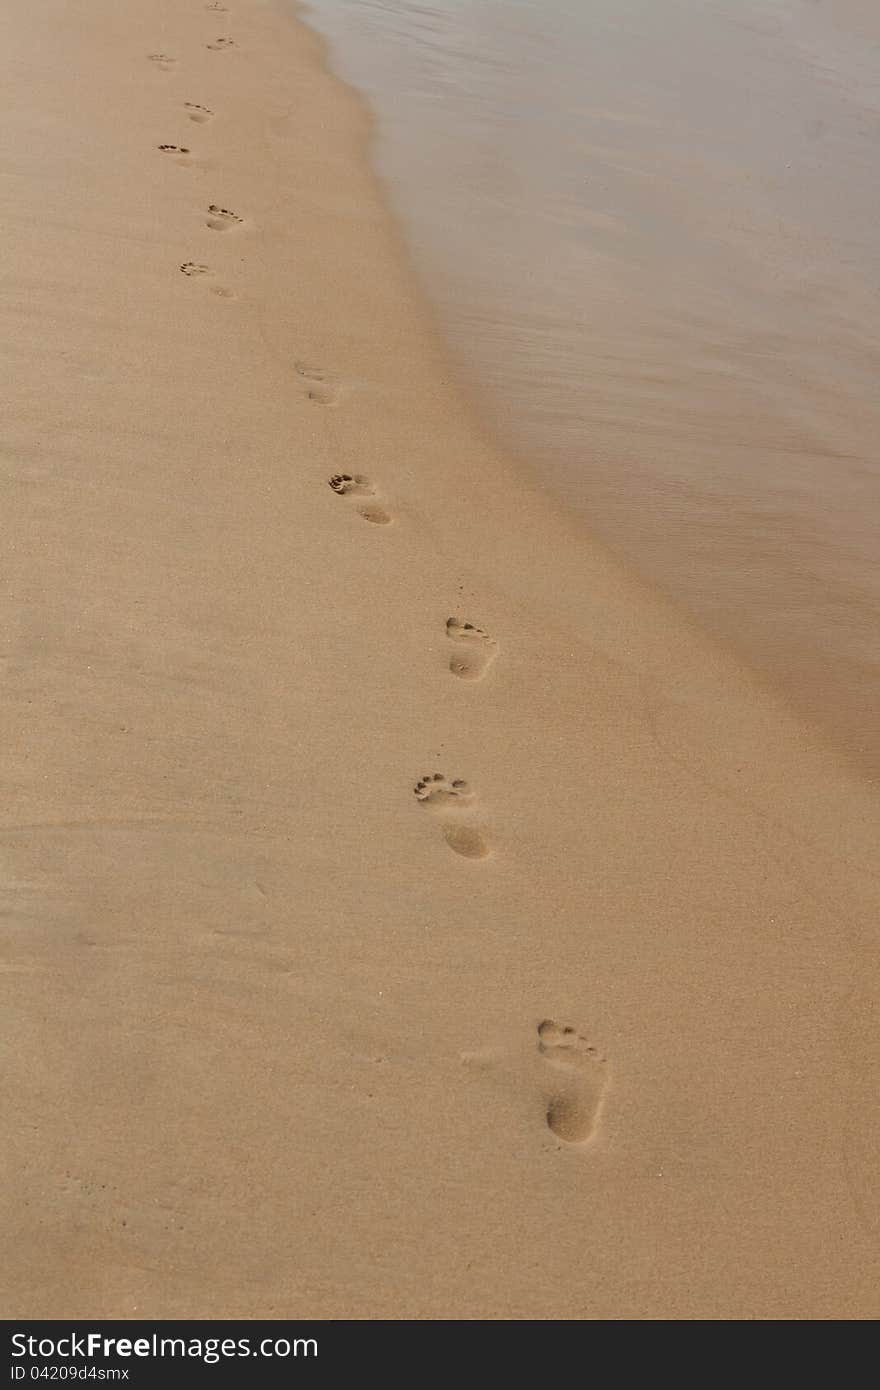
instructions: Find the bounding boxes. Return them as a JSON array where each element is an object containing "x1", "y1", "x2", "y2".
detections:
[
  {"x1": 1, "y1": 0, "x2": 878, "y2": 1318},
  {"x1": 301, "y1": 0, "x2": 880, "y2": 783}
]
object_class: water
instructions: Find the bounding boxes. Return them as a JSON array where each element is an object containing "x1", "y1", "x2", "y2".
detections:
[{"x1": 300, "y1": 0, "x2": 880, "y2": 773}]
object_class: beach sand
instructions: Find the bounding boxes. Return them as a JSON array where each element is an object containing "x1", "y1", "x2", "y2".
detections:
[{"x1": 1, "y1": 0, "x2": 878, "y2": 1319}]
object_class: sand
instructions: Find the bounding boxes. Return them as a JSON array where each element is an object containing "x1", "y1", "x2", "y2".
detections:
[
  {"x1": 314, "y1": 0, "x2": 880, "y2": 780},
  {"x1": 1, "y1": 0, "x2": 878, "y2": 1320}
]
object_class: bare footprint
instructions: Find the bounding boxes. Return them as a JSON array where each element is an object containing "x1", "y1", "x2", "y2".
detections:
[
  {"x1": 295, "y1": 362, "x2": 340, "y2": 405},
  {"x1": 205, "y1": 204, "x2": 243, "y2": 232},
  {"x1": 328, "y1": 473, "x2": 374, "y2": 498},
  {"x1": 538, "y1": 1020, "x2": 609, "y2": 1145},
  {"x1": 328, "y1": 474, "x2": 391, "y2": 526},
  {"x1": 184, "y1": 103, "x2": 214, "y2": 124},
  {"x1": 413, "y1": 774, "x2": 490, "y2": 859},
  {"x1": 446, "y1": 617, "x2": 499, "y2": 681},
  {"x1": 413, "y1": 773, "x2": 473, "y2": 805},
  {"x1": 179, "y1": 262, "x2": 234, "y2": 298},
  {"x1": 157, "y1": 144, "x2": 192, "y2": 166},
  {"x1": 148, "y1": 53, "x2": 176, "y2": 71},
  {"x1": 206, "y1": 37, "x2": 235, "y2": 50},
  {"x1": 206, "y1": 2, "x2": 229, "y2": 10}
]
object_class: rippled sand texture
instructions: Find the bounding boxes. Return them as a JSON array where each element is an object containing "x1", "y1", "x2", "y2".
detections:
[{"x1": 312, "y1": 0, "x2": 880, "y2": 775}]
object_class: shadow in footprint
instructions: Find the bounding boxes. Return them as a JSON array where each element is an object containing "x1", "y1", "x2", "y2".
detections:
[
  {"x1": 328, "y1": 474, "x2": 372, "y2": 497},
  {"x1": 184, "y1": 103, "x2": 214, "y2": 124},
  {"x1": 206, "y1": 37, "x2": 235, "y2": 50},
  {"x1": 446, "y1": 617, "x2": 498, "y2": 681},
  {"x1": 148, "y1": 54, "x2": 176, "y2": 71},
  {"x1": 414, "y1": 773, "x2": 473, "y2": 806},
  {"x1": 538, "y1": 1020, "x2": 609, "y2": 1145},
  {"x1": 158, "y1": 145, "x2": 192, "y2": 166},
  {"x1": 413, "y1": 774, "x2": 490, "y2": 859},
  {"x1": 206, "y1": 204, "x2": 243, "y2": 232},
  {"x1": 328, "y1": 474, "x2": 391, "y2": 526}
]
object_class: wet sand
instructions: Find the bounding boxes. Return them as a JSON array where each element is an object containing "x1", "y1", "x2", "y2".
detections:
[
  {"x1": 309, "y1": 0, "x2": 880, "y2": 776},
  {"x1": 1, "y1": 0, "x2": 878, "y2": 1319}
]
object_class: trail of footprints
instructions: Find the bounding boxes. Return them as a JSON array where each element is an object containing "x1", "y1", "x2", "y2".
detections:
[
  {"x1": 150, "y1": 12, "x2": 607, "y2": 1151},
  {"x1": 149, "y1": 22, "x2": 240, "y2": 289}
]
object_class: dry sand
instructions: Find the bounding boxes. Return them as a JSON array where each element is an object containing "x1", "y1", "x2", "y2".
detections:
[{"x1": 1, "y1": 0, "x2": 878, "y2": 1319}]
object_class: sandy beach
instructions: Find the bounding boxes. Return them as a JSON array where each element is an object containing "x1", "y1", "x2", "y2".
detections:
[{"x1": 1, "y1": 0, "x2": 878, "y2": 1319}]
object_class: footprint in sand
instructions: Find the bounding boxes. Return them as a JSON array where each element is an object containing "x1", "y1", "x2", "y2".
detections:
[
  {"x1": 413, "y1": 774, "x2": 490, "y2": 859},
  {"x1": 537, "y1": 1019, "x2": 609, "y2": 1145},
  {"x1": 206, "y1": 2, "x2": 229, "y2": 10},
  {"x1": 148, "y1": 53, "x2": 176, "y2": 71},
  {"x1": 328, "y1": 474, "x2": 391, "y2": 526},
  {"x1": 205, "y1": 204, "x2": 244, "y2": 232},
  {"x1": 158, "y1": 144, "x2": 192, "y2": 165},
  {"x1": 206, "y1": 37, "x2": 235, "y2": 50},
  {"x1": 446, "y1": 617, "x2": 499, "y2": 681},
  {"x1": 296, "y1": 362, "x2": 340, "y2": 405},
  {"x1": 179, "y1": 262, "x2": 234, "y2": 297},
  {"x1": 184, "y1": 103, "x2": 214, "y2": 124}
]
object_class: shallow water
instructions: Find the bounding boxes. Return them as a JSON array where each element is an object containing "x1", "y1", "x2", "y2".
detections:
[{"x1": 301, "y1": 0, "x2": 880, "y2": 773}]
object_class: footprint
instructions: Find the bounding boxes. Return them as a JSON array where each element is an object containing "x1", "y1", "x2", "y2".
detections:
[
  {"x1": 157, "y1": 144, "x2": 192, "y2": 163},
  {"x1": 413, "y1": 774, "x2": 490, "y2": 859},
  {"x1": 184, "y1": 103, "x2": 214, "y2": 124},
  {"x1": 205, "y1": 204, "x2": 243, "y2": 231},
  {"x1": 413, "y1": 773, "x2": 473, "y2": 805},
  {"x1": 148, "y1": 53, "x2": 176, "y2": 70},
  {"x1": 206, "y1": 37, "x2": 235, "y2": 50},
  {"x1": 296, "y1": 363, "x2": 339, "y2": 405},
  {"x1": 206, "y1": 2, "x2": 229, "y2": 10},
  {"x1": 328, "y1": 473, "x2": 373, "y2": 497},
  {"x1": 328, "y1": 475, "x2": 391, "y2": 526},
  {"x1": 179, "y1": 263, "x2": 233, "y2": 298},
  {"x1": 537, "y1": 1020, "x2": 608, "y2": 1145},
  {"x1": 446, "y1": 617, "x2": 499, "y2": 681}
]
